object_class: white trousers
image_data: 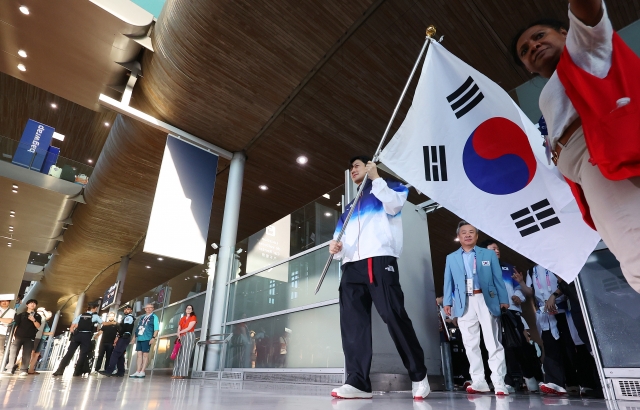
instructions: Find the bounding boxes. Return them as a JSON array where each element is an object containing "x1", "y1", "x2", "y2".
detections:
[
  {"x1": 457, "y1": 294, "x2": 506, "y2": 386},
  {"x1": 558, "y1": 127, "x2": 640, "y2": 293}
]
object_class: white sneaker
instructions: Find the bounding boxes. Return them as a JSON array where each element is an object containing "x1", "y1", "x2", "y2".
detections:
[
  {"x1": 524, "y1": 377, "x2": 539, "y2": 392},
  {"x1": 18, "y1": 372, "x2": 28, "y2": 376},
  {"x1": 466, "y1": 380, "x2": 491, "y2": 394},
  {"x1": 331, "y1": 384, "x2": 373, "y2": 399},
  {"x1": 540, "y1": 383, "x2": 567, "y2": 395},
  {"x1": 494, "y1": 384, "x2": 510, "y2": 396},
  {"x1": 129, "y1": 372, "x2": 141, "y2": 378},
  {"x1": 412, "y1": 376, "x2": 431, "y2": 399},
  {"x1": 138, "y1": 372, "x2": 146, "y2": 378}
]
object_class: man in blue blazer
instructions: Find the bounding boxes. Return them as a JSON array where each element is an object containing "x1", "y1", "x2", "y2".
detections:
[{"x1": 443, "y1": 221, "x2": 510, "y2": 395}]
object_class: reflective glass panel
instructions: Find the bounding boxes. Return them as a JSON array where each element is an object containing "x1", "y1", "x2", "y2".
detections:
[
  {"x1": 230, "y1": 185, "x2": 343, "y2": 280},
  {"x1": 226, "y1": 245, "x2": 340, "y2": 322},
  {"x1": 578, "y1": 249, "x2": 640, "y2": 368},
  {"x1": 163, "y1": 265, "x2": 208, "y2": 305},
  {"x1": 224, "y1": 304, "x2": 342, "y2": 369}
]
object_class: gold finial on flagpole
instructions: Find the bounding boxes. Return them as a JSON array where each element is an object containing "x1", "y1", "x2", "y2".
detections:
[{"x1": 426, "y1": 25, "x2": 437, "y2": 38}]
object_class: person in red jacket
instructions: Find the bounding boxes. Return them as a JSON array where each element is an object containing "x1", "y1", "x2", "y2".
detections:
[{"x1": 511, "y1": 0, "x2": 640, "y2": 294}]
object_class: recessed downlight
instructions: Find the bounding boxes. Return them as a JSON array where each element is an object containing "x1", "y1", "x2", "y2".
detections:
[
  {"x1": 12, "y1": 185, "x2": 18, "y2": 189},
  {"x1": 17, "y1": 64, "x2": 26, "y2": 72},
  {"x1": 146, "y1": 266, "x2": 151, "y2": 269},
  {"x1": 18, "y1": 50, "x2": 27, "y2": 58},
  {"x1": 88, "y1": 159, "x2": 93, "y2": 164},
  {"x1": 296, "y1": 156, "x2": 308, "y2": 165},
  {"x1": 50, "y1": 103, "x2": 57, "y2": 108},
  {"x1": 324, "y1": 212, "x2": 332, "y2": 217},
  {"x1": 454, "y1": 238, "x2": 460, "y2": 242},
  {"x1": 104, "y1": 122, "x2": 110, "y2": 127},
  {"x1": 19, "y1": 6, "x2": 29, "y2": 15},
  {"x1": 157, "y1": 257, "x2": 163, "y2": 261},
  {"x1": 12, "y1": 190, "x2": 17, "y2": 193},
  {"x1": 259, "y1": 185, "x2": 268, "y2": 191}
]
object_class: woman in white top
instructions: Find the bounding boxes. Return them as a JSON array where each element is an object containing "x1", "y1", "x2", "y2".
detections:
[{"x1": 512, "y1": 0, "x2": 640, "y2": 294}]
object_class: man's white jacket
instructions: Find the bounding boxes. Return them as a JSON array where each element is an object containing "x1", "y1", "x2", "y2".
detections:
[{"x1": 333, "y1": 178, "x2": 408, "y2": 263}]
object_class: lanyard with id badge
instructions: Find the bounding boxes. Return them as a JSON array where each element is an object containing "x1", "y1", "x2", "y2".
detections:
[
  {"x1": 466, "y1": 255, "x2": 477, "y2": 296},
  {"x1": 139, "y1": 314, "x2": 152, "y2": 336}
]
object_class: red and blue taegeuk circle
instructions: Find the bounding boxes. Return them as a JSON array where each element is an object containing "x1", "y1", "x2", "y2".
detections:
[{"x1": 462, "y1": 117, "x2": 536, "y2": 195}]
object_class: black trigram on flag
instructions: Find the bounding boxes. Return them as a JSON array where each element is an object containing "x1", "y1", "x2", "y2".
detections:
[
  {"x1": 423, "y1": 145, "x2": 448, "y2": 181},
  {"x1": 446, "y1": 76, "x2": 485, "y2": 119},
  {"x1": 511, "y1": 199, "x2": 561, "y2": 237}
]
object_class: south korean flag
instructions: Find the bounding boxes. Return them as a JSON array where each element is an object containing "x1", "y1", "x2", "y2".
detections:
[{"x1": 379, "y1": 41, "x2": 600, "y2": 282}]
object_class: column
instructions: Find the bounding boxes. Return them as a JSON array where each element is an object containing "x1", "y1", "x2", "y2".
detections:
[
  {"x1": 40, "y1": 310, "x2": 60, "y2": 370},
  {"x1": 111, "y1": 256, "x2": 130, "y2": 313},
  {"x1": 205, "y1": 151, "x2": 245, "y2": 371},
  {"x1": 74, "y1": 292, "x2": 86, "y2": 318}
]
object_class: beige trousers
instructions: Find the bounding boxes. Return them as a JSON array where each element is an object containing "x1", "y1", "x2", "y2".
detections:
[{"x1": 558, "y1": 127, "x2": 640, "y2": 293}]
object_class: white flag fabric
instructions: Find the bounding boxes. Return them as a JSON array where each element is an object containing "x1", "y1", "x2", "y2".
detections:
[{"x1": 379, "y1": 42, "x2": 600, "y2": 282}]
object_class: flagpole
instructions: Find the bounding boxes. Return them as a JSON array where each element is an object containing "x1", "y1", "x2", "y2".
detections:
[{"x1": 315, "y1": 26, "x2": 438, "y2": 295}]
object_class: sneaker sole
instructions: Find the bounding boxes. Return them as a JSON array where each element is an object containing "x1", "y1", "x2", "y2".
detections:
[
  {"x1": 540, "y1": 385, "x2": 567, "y2": 395},
  {"x1": 331, "y1": 392, "x2": 373, "y2": 399},
  {"x1": 467, "y1": 388, "x2": 490, "y2": 394},
  {"x1": 413, "y1": 394, "x2": 430, "y2": 400},
  {"x1": 495, "y1": 392, "x2": 509, "y2": 396}
]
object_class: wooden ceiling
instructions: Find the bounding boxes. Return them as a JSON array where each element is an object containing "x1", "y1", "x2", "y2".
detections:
[{"x1": 4, "y1": 0, "x2": 640, "y2": 324}]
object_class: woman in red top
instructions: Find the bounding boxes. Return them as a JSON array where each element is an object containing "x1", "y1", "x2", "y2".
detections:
[
  {"x1": 512, "y1": 0, "x2": 640, "y2": 294},
  {"x1": 172, "y1": 305, "x2": 197, "y2": 379}
]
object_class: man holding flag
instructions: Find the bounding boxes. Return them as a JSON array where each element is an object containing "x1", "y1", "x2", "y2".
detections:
[{"x1": 328, "y1": 155, "x2": 430, "y2": 400}]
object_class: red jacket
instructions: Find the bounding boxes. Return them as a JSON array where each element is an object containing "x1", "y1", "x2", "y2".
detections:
[{"x1": 556, "y1": 32, "x2": 640, "y2": 229}]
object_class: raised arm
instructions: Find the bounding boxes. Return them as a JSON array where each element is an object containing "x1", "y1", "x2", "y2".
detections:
[{"x1": 569, "y1": 0, "x2": 603, "y2": 27}]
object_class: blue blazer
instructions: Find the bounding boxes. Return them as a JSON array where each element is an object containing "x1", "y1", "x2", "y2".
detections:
[{"x1": 443, "y1": 246, "x2": 509, "y2": 318}]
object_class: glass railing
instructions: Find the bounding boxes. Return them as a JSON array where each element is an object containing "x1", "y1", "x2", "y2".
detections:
[
  {"x1": 225, "y1": 304, "x2": 342, "y2": 369},
  {"x1": 0, "y1": 134, "x2": 95, "y2": 179},
  {"x1": 226, "y1": 245, "x2": 340, "y2": 322},
  {"x1": 231, "y1": 184, "x2": 344, "y2": 280}
]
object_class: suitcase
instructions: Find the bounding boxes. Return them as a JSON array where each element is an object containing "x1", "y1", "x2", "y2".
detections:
[
  {"x1": 60, "y1": 165, "x2": 76, "y2": 182},
  {"x1": 48, "y1": 165, "x2": 62, "y2": 178}
]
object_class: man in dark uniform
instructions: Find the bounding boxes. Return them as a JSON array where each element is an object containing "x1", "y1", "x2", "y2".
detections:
[
  {"x1": 53, "y1": 302, "x2": 102, "y2": 376},
  {"x1": 99, "y1": 305, "x2": 135, "y2": 377},
  {"x1": 94, "y1": 312, "x2": 118, "y2": 372}
]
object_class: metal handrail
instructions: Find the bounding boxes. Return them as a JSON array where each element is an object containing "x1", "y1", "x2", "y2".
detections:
[{"x1": 196, "y1": 333, "x2": 232, "y2": 345}]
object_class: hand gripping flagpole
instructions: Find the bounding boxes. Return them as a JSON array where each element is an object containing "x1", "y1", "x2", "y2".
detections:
[{"x1": 315, "y1": 26, "x2": 438, "y2": 295}]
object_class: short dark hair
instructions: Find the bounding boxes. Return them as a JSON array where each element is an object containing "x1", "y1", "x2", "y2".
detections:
[
  {"x1": 456, "y1": 220, "x2": 477, "y2": 235},
  {"x1": 510, "y1": 18, "x2": 568, "y2": 67},
  {"x1": 349, "y1": 155, "x2": 371, "y2": 169},
  {"x1": 88, "y1": 302, "x2": 99, "y2": 309},
  {"x1": 478, "y1": 239, "x2": 498, "y2": 249},
  {"x1": 25, "y1": 299, "x2": 38, "y2": 306}
]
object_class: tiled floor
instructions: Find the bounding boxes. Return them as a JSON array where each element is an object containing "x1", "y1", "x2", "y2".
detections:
[{"x1": 0, "y1": 372, "x2": 621, "y2": 410}]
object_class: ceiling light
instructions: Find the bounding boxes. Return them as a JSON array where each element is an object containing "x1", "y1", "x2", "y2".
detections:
[
  {"x1": 12, "y1": 190, "x2": 17, "y2": 193},
  {"x1": 454, "y1": 238, "x2": 459, "y2": 242},
  {"x1": 19, "y1": 6, "x2": 29, "y2": 15},
  {"x1": 88, "y1": 159, "x2": 93, "y2": 164},
  {"x1": 259, "y1": 185, "x2": 268, "y2": 191},
  {"x1": 104, "y1": 122, "x2": 110, "y2": 127},
  {"x1": 17, "y1": 64, "x2": 26, "y2": 72},
  {"x1": 18, "y1": 50, "x2": 27, "y2": 58},
  {"x1": 296, "y1": 156, "x2": 308, "y2": 165},
  {"x1": 324, "y1": 212, "x2": 332, "y2": 217},
  {"x1": 50, "y1": 103, "x2": 57, "y2": 108},
  {"x1": 7, "y1": 243, "x2": 11, "y2": 247},
  {"x1": 323, "y1": 194, "x2": 330, "y2": 199},
  {"x1": 10, "y1": 211, "x2": 15, "y2": 214},
  {"x1": 146, "y1": 266, "x2": 151, "y2": 269},
  {"x1": 12, "y1": 185, "x2": 18, "y2": 189},
  {"x1": 52, "y1": 132, "x2": 65, "y2": 141},
  {"x1": 157, "y1": 257, "x2": 163, "y2": 261}
]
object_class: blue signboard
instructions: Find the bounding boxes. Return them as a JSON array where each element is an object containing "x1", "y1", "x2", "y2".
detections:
[{"x1": 12, "y1": 119, "x2": 55, "y2": 171}]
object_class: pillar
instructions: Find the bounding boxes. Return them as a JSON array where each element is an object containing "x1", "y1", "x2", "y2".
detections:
[
  {"x1": 40, "y1": 310, "x2": 60, "y2": 370},
  {"x1": 205, "y1": 151, "x2": 245, "y2": 371},
  {"x1": 74, "y1": 292, "x2": 86, "y2": 318},
  {"x1": 111, "y1": 256, "x2": 130, "y2": 313}
]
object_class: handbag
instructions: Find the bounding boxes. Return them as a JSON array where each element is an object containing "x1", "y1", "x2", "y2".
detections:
[
  {"x1": 500, "y1": 309, "x2": 522, "y2": 349},
  {"x1": 170, "y1": 338, "x2": 182, "y2": 360}
]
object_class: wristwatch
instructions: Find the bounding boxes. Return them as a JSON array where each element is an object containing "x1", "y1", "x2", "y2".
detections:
[{"x1": 552, "y1": 291, "x2": 561, "y2": 298}]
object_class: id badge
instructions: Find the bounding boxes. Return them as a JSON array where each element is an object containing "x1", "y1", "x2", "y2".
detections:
[
  {"x1": 466, "y1": 278, "x2": 474, "y2": 296},
  {"x1": 138, "y1": 326, "x2": 145, "y2": 336}
]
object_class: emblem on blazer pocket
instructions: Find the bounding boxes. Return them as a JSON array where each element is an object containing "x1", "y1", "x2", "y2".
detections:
[{"x1": 482, "y1": 261, "x2": 490, "y2": 266}]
